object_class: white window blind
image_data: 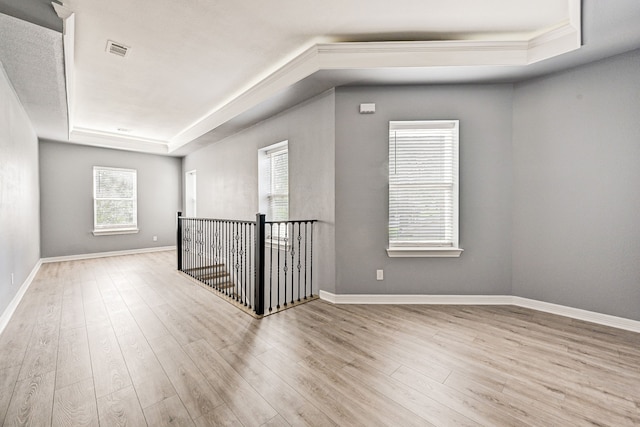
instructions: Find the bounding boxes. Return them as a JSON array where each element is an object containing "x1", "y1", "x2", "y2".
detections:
[
  {"x1": 267, "y1": 148, "x2": 288, "y2": 222},
  {"x1": 93, "y1": 166, "x2": 138, "y2": 233},
  {"x1": 389, "y1": 120, "x2": 459, "y2": 252}
]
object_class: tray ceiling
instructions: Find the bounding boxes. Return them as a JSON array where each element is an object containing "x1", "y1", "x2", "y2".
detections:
[{"x1": 3, "y1": 1, "x2": 640, "y2": 155}]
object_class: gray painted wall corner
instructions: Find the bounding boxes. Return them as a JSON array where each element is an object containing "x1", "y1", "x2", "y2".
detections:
[
  {"x1": 0, "y1": 62, "x2": 41, "y2": 315},
  {"x1": 512, "y1": 48, "x2": 640, "y2": 321},
  {"x1": 39, "y1": 140, "x2": 182, "y2": 258}
]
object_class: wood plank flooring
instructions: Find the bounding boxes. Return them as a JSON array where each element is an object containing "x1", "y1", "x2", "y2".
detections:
[{"x1": 1, "y1": 250, "x2": 639, "y2": 426}]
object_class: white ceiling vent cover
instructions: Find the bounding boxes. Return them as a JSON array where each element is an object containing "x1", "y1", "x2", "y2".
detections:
[{"x1": 106, "y1": 40, "x2": 130, "y2": 57}]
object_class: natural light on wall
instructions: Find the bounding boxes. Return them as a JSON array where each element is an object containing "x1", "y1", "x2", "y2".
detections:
[{"x1": 387, "y1": 120, "x2": 463, "y2": 257}]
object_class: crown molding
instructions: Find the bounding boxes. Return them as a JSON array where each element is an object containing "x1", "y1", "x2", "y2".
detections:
[
  {"x1": 53, "y1": 6, "x2": 75, "y2": 139},
  {"x1": 70, "y1": 128, "x2": 169, "y2": 154},
  {"x1": 168, "y1": 6, "x2": 581, "y2": 153},
  {"x1": 168, "y1": 45, "x2": 320, "y2": 152},
  {"x1": 58, "y1": 1, "x2": 581, "y2": 155}
]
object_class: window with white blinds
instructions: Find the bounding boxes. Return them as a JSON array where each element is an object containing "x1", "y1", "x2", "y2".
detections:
[
  {"x1": 388, "y1": 120, "x2": 462, "y2": 257},
  {"x1": 267, "y1": 147, "x2": 288, "y2": 222},
  {"x1": 93, "y1": 166, "x2": 138, "y2": 235}
]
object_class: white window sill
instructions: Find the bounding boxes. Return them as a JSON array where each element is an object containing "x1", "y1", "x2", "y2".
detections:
[
  {"x1": 386, "y1": 247, "x2": 463, "y2": 258},
  {"x1": 93, "y1": 228, "x2": 139, "y2": 236}
]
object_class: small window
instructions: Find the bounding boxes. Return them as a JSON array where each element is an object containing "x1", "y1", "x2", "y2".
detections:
[
  {"x1": 268, "y1": 147, "x2": 288, "y2": 222},
  {"x1": 93, "y1": 166, "x2": 138, "y2": 235},
  {"x1": 259, "y1": 141, "x2": 289, "y2": 243},
  {"x1": 387, "y1": 120, "x2": 462, "y2": 257}
]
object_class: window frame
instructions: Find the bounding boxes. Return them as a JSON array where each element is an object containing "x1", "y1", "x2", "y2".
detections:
[
  {"x1": 266, "y1": 145, "x2": 289, "y2": 223},
  {"x1": 92, "y1": 166, "x2": 139, "y2": 236},
  {"x1": 258, "y1": 141, "x2": 289, "y2": 247},
  {"x1": 387, "y1": 120, "x2": 463, "y2": 258}
]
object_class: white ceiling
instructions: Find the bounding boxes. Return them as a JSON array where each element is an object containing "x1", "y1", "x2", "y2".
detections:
[{"x1": 2, "y1": 1, "x2": 640, "y2": 156}]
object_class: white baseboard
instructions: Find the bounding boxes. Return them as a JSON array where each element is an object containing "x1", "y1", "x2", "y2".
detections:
[
  {"x1": 318, "y1": 291, "x2": 512, "y2": 305},
  {"x1": 319, "y1": 291, "x2": 640, "y2": 333},
  {"x1": 511, "y1": 296, "x2": 640, "y2": 334},
  {"x1": 0, "y1": 259, "x2": 42, "y2": 335},
  {"x1": 41, "y1": 246, "x2": 176, "y2": 263}
]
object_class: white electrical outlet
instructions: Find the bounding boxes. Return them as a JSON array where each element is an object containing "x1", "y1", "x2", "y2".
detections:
[
  {"x1": 153, "y1": 236, "x2": 158, "y2": 241},
  {"x1": 376, "y1": 269, "x2": 384, "y2": 280}
]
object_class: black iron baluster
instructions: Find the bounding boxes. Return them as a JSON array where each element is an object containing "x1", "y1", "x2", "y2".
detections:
[
  {"x1": 229, "y1": 220, "x2": 233, "y2": 297},
  {"x1": 177, "y1": 212, "x2": 182, "y2": 271},
  {"x1": 183, "y1": 219, "x2": 187, "y2": 274},
  {"x1": 297, "y1": 222, "x2": 302, "y2": 302},
  {"x1": 250, "y1": 221, "x2": 255, "y2": 310},
  {"x1": 213, "y1": 220, "x2": 216, "y2": 287},
  {"x1": 290, "y1": 222, "x2": 295, "y2": 304},
  {"x1": 242, "y1": 223, "x2": 246, "y2": 304},
  {"x1": 269, "y1": 223, "x2": 273, "y2": 312},
  {"x1": 252, "y1": 222, "x2": 256, "y2": 309},
  {"x1": 191, "y1": 218, "x2": 194, "y2": 274},
  {"x1": 195, "y1": 220, "x2": 200, "y2": 275},
  {"x1": 212, "y1": 220, "x2": 217, "y2": 289},
  {"x1": 235, "y1": 223, "x2": 240, "y2": 301},
  {"x1": 221, "y1": 219, "x2": 225, "y2": 291},
  {"x1": 228, "y1": 220, "x2": 232, "y2": 297},
  {"x1": 283, "y1": 222, "x2": 288, "y2": 308},
  {"x1": 212, "y1": 219, "x2": 216, "y2": 289},
  {"x1": 242, "y1": 224, "x2": 251, "y2": 307},
  {"x1": 185, "y1": 219, "x2": 190, "y2": 274},
  {"x1": 189, "y1": 218, "x2": 193, "y2": 274},
  {"x1": 204, "y1": 219, "x2": 208, "y2": 285},
  {"x1": 303, "y1": 222, "x2": 308, "y2": 299},
  {"x1": 210, "y1": 219, "x2": 214, "y2": 287},
  {"x1": 254, "y1": 214, "x2": 265, "y2": 315},
  {"x1": 309, "y1": 222, "x2": 313, "y2": 297},
  {"x1": 222, "y1": 220, "x2": 226, "y2": 291},
  {"x1": 276, "y1": 223, "x2": 281, "y2": 309},
  {"x1": 216, "y1": 219, "x2": 221, "y2": 291},
  {"x1": 186, "y1": 219, "x2": 190, "y2": 274}
]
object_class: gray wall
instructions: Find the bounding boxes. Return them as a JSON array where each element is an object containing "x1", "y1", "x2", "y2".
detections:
[
  {"x1": 334, "y1": 85, "x2": 513, "y2": 295},
  {"x1": 512, "y1": 49, "x2": 640, "y2": 321},
  {"x1": 0, "y1": 64, "x2": 40, "y2": 315},
  {"x1": 182, "y1": 90, "x2": 336, "y2": 293},
  {"x1": 39, "y1": 140, "x2": 182, "y2": 257}
]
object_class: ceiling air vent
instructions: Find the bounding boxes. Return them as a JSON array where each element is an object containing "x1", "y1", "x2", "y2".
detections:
[{"x1": 106, "y1": 40, "x2": 130, "y2": 57}]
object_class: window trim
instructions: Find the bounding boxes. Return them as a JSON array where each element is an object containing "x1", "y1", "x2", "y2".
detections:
[
  {"x1": 266, "y1": 146, "x2": 288, "y2": 223},
  {"x1": 93, "y1": 166, "x2": 139, "y2": 236},
  {"x1": 387, "y1": 120, "x2": 462, "y2": 258},
  {"x1": 258, "y1": 141, "x2": 290, "y2": 246}
]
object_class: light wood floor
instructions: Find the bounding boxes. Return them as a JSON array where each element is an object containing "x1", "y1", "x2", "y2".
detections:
[{"x1": 1, "y1": 251, "x2": 639, "y2": 426}]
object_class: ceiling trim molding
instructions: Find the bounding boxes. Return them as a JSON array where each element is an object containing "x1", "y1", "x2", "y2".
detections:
[
  {"x1": 168, "y1": 45, "x2": 320, "y2": 151},
  {"x1": 53, "y1": 3, "x2": 75, "y2": 140},
  {"x1": 527, "y1": 1, "x2": 581, "y2": 63},
  {"x1": 56, "y1": 0, "x2": 581, "y2": 155},
  {"x1": 70, "y1": 128, "x2": 169, "y2": 154},
  {"x1": 168, "y1": 3, "x2": 581, "y2": 153}
]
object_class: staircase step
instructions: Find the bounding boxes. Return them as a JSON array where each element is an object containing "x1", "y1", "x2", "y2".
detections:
[
  {"x1": 198, "y1": 271, "x2": 230, "y2": 280},
  {"x1": 205, "y1": 280, "x2": 235, "y2": 290},
  {"x1": 183, "y1": 263, "x2": 225, "y2": 273}
]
